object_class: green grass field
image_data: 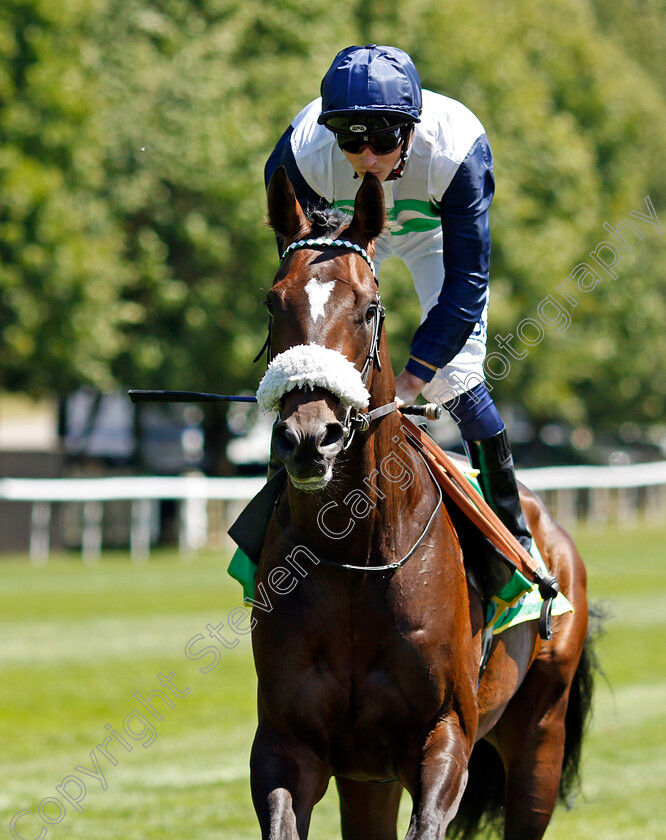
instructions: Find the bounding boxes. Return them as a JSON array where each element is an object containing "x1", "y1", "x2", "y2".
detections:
[{"x1": 1, "y1": 525, "x2": 665, "y2": 839}]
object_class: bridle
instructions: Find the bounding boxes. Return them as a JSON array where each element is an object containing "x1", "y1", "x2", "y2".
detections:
[
  {"x1": 260, "y1": 235, "x2": 443, "y2": 574},
  {"x1": 258, "y1": 236, "x2": 398, "y2": 450}
]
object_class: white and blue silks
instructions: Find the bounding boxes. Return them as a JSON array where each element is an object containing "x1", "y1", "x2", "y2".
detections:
[{"x1": 265, "y1": 90, "x2": 495, "y2": 408}]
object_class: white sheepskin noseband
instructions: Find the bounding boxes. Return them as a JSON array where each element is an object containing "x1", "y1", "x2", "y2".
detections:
[{"x1": 256, "y1": 344, "x2": 370, "y2": 413}]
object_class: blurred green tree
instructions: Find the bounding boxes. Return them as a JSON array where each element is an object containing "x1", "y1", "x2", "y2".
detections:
[
  {"x1": 361, "y1": 0, "x2": 666, "y2": 435},
  {"x1": 0, "y1": 0, "x2": 356, "y2": 469},
  {"x1": 1, "y1": 0, "x2": 665, "y2": 471},
  {"x1": 0, "y1": 0, "x2": 129, "y2": 394}
]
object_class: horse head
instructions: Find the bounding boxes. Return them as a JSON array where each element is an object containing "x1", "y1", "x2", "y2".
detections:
[{"x1": 257, "y1": 166, "x2": 388, "y2": 491}]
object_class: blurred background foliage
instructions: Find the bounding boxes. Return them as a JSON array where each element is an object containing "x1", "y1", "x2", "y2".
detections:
[{"x1": 1, "y1": 0, "x2": 665, "y2": 468}]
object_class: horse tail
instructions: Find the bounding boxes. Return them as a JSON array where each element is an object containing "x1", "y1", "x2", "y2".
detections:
[
  {"x1": 449, "y1": 603, "x2": 607, "y2": 839},
  {"x1": 448, "y1": 739, "x2": 504, "y2": 839},
  {"x1": 558, "y1": 601, "x2": 607, "y2": 804}
]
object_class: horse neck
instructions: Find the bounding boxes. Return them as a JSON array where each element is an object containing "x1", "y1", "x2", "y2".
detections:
[
  {"x1": 357, "y1": 362, "x2": 420, "y2": 510},
  {"x1": 285, "y1": 346, "x2": 433, "y2": 561},
  {"x1": 342, "y1": 366, "x2": 435, "y2": 561}
]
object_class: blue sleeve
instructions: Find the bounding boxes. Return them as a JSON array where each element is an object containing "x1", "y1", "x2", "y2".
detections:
[
  {"x1": 265, "y1": 125, "x2": 323, "y2": 210},
  {"x1": 406, "y1": 134, "x2": 495, "y2": 383},
  {"x1": 265, "y1": 126, "x2": 324, "y2": 255}
]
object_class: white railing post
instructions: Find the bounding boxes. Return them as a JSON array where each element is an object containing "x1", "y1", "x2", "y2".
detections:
[
  {"x1": 82, "y1": 501, "x2": 103, "y2": 564},
  {"x1": 645, "y1": 484, "x2": 665, "y2": 524},
  {"x1": 130, "y1": 498, "x2": 153, "y2": 562},
  {"x1": 554, "y1": 488, "x2": 577, "y2": 528},
  {"x1": 588, "y1": 487, "x2": 610, "y2": 527},
  {"x1": 179, "y1": 495, "x2": 208, "y2": 559},
  {"x1": 617, "y1": 486, "x2": 640, "y2": 528},
  {"x1": 29, "y1": 501, "x2": 51, "y2": 565}
]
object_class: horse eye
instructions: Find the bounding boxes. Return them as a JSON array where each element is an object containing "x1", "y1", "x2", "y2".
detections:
[
  {"x1": 264, "y1": 299, "x2": 274, "y2": 316},
  {"x1": 365, "y1": 304, "x2": 378, "y2": 322}
]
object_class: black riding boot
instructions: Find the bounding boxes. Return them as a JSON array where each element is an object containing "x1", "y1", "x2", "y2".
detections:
[
  {"x1": 463, "y1": 427, "x2": 532, "y2": 551},
  {"x1": 464, "y1": 428, "x2": 561, "y2": 640}
]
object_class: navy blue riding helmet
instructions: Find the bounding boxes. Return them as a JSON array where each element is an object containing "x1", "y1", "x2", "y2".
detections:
[
  {"x1": 318, "y1": 45, "x2": 423, "y2": 165},
  {"x1": 318, "y1": 44, "x2": 422, "y2": 135}
]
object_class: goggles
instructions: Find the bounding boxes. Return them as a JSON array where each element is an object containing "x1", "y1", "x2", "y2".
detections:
[{"x1": 336, "y1": 127, "x2": 404, "y2": 156}]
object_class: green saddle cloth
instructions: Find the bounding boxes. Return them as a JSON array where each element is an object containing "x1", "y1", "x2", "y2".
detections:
[
  {"x1": 228, "y1": 546, "x2": 258, "y2": 602},
  {"x1": 486, "y1": 542, "x2": 573, "y2": 635},
  {"x1": 227, "y1": 469, "x2": 573, "y2": 630}
]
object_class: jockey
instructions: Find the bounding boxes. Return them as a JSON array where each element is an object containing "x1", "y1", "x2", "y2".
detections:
[{"x1": 264, "y1": 44, "x2": 532, "y2": 552}]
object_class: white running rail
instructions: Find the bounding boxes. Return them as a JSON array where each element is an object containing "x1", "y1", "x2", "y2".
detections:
[{"x1": 1, "y1": 462, "x2": 665, "y2": 563}]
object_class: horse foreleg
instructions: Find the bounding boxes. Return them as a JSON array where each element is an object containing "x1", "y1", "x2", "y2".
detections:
[
  {"x1": 336, "y1": 777, "x2": 403, "y2": 840},
  {"x1": 250, "y1": 725, "x2": 329, "y2": 840},
  {"x1": 404, "y1": 714, "x2": 474, "y2": 840}
]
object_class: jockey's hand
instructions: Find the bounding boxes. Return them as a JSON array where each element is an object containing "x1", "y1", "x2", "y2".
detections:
[{"x1": 395, "y1": 369, "x2": 427, "y2": 407}]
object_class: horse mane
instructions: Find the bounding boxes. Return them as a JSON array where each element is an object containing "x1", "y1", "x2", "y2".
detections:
[{"x1": 305, "y1": 204, "x2": 352, "y2": 239}]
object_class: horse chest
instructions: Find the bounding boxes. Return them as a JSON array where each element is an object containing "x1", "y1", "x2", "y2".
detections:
[{"x1": 255, "y1": 592, "x2": 457, "y2": 747}]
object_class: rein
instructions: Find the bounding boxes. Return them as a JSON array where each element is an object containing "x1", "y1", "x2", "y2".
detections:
[{"x1": 272, "y1": 436, "x2": 444, "y2": 574}]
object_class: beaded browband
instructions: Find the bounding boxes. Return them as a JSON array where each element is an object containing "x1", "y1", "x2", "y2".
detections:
[{"x1": 281, "y1": 237, "x2": 377, "y2": 281}]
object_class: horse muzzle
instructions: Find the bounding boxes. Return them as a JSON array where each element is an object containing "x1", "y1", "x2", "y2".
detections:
[
  {"x1": 272, "y1": 413, "x2": 345, "y2": 491},
  {"x1": 256, "y1": 343, "x2": 370, "y2": 491}
]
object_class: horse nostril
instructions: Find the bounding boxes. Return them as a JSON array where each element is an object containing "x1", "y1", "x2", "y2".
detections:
[
  {"x1": 319, "y1": 422, "x2": 344, "y2": 452},
  {"x1": 273, "y1": 422, "x2": 298, "y2": 459}
]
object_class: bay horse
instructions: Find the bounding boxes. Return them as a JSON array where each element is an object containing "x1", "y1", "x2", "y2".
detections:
[{"x1": 249, "y1": 165, "x2": 593, "y2": 839}]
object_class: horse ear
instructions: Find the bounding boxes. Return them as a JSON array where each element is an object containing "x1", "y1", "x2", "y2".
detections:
[
  {"x1": 267, "y1": 166, "x2": 309, "y2": 244},
  {"x1": 348, "y1": 172, "x2": 385, "y2": 247}
]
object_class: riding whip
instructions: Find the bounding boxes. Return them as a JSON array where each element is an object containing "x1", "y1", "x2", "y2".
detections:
[{"x1": 128, "y1": 389, "x2": 442, "y2": 418}]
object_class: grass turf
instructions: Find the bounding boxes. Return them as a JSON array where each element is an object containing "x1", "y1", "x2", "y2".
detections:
[{"x1": 1, "y1": 524, "x2": 665, "y2": 838}]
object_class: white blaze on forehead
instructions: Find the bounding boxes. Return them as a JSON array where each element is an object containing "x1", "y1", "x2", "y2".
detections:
[{"x1": 305, "y1": 278, "x2": 336, "y2": 322}]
